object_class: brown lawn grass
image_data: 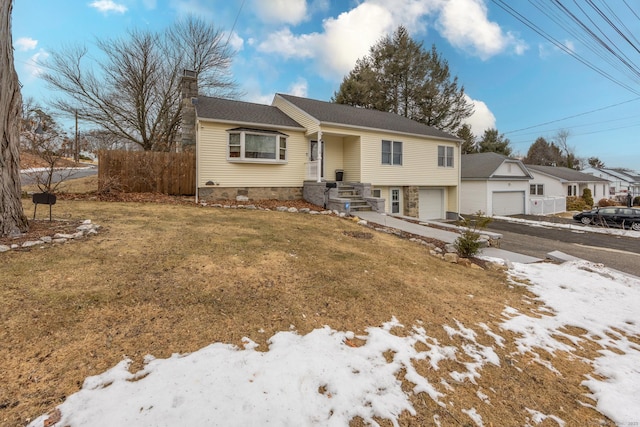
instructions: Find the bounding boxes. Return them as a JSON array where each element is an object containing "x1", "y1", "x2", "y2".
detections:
[{"x1": 0, "y1": 198, "x2": 614, "y2": 426}]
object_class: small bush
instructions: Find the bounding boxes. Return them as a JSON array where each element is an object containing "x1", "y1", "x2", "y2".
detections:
[
  {"x1": 566, "y1": 196, "x2": 589, "y2": 211},
  {"x1": 634, "y1": 196, "x2": 640, "y2": 206},
  {"x1": 454, "y1": 213, "x2": 492, "y2": 258},
  {"x1": 598, "y1": 198, "x2": 618, "y2": 207},
  {"x1": 582, "y1": 188, "x2": 593, "y2": 208}
]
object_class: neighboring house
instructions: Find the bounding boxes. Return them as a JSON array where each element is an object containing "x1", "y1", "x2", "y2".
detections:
[
  {"x1": 525, "y1": 165, "x2": 609, "y2": 212},
  {"x1": 460, "y1": 152, "x2": 532, "y2": 216},
  {"x1": 581, "y1": 167, "x2": 640, "y2": 199},
  {"x1": 188, "y1": 81, "x2": 462, "y2": 219}
]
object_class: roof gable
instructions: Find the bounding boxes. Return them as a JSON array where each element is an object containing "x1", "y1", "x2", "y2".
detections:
[
  {"x1": 461, "y1": 152, "x2": 532, "y2": 179},
  {"x1": 275, "y1": 93, "x2": 459, "y2": 141},
  {"x1": 195, "y1": 96, "x2": 304, "y2": 130}
]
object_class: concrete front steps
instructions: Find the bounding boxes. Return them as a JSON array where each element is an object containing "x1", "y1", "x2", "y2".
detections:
[{"x1": 337, "y1": 184, "x2": 372, "y2": 212}]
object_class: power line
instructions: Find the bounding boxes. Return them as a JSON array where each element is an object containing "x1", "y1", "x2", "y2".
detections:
[
  {"x1": 503, "y1": 97, "x2": 640, "y2": 134},
  {"x1": 491, "y1": 0, "x2": 640, "y2": 95}
]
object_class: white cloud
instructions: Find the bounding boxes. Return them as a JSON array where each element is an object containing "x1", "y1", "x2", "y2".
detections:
[
  {"x1": 436, "y1": 0, "x2": 526, "y2": 59},
  {"x1": 256, "y1": 0, "x2": 526, "y2": 81},
  {"x1": 15, "y1": 37, "x2": 38, "y2": 51},
  {"x1": 89, "y1": 0, "x2": 128, "y2": 14},
  {"x1": 169, "y1": 0, "x2": 213, "y2": 19},
  {"x1": 258, "y1": 2, "x2": 395, "y2": 79},
  {"x1": 142, "y1": 0, "x2": 157, "y2": 9},
  {"x1": 226, "y1": 31, "x2": 244, "y2": 52},
  {"x1": 538, "y1": 39, "x2": 575, "y2": 59},
  {"x1": 287, "y1": 78, "x2": 308, "y2": 97},
  {"x1": 463, "y1": 95, "x2": 496, "y2": 136},
  {"x1": 253, "y1": 0, "x2": 307, "y2": 25},
  {"x1": 25, "y1": 50, "x2": 49, "y2": 79}
]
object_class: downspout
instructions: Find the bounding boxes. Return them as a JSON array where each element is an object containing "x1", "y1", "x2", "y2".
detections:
[
  {"x1": 457, "y1": 139, "x2": 462, "y2": 219},
  {"x1": 195, "y1": 118, "x2": 199, "y2": 204},
  {"x1": 317, "y1": 129, "x2": 323, "y2": 183}
]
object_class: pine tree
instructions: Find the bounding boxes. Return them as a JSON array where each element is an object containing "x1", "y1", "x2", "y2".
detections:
[
  {"x1": 333, "y1": 26, "x2": 473, "y2": 133},
  {"x1": 478, "y1": 129, "x2": 512, "y2": 156}
]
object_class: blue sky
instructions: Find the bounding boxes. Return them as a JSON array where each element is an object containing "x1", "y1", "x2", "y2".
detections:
[{"x1": 12, "y1": 0, "x2": 640, "y2": 169}]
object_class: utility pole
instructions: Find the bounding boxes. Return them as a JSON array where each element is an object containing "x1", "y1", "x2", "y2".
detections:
[{"x1": 74, "y1": 110, "x2": 79, "y2": 163}]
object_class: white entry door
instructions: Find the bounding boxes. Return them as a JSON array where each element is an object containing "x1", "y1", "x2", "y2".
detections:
[{"x1": 390, "y1": 188, "x2": 401, "y2": 214}]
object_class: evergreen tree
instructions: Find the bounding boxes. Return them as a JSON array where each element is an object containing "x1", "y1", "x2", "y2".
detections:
[
  {"x1": 478, "y1": 128, "x2": 512, "y2": 156},
  {"x1": 457, "y1": 124, "x2": 477, "y2": 154},
  {"x1": 333, "y1": 26, "x2": 473, "y2": 133},
  {"x1": 523, "y1": 137, "x2": 563, "y2": 165},
  {"x1": 587, "y1": 156, "x2": 605, "y2": 168}
]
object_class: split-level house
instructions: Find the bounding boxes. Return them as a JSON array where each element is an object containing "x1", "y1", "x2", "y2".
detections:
[{"x1": 183, "y1": 76, "x2": 462, "y2": 220}]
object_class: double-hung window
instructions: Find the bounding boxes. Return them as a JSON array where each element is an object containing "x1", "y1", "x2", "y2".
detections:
[
  {"x1": 227, "y1": 128, "x2": 287, "y2": 162},
  {"x1": 530, "y1": 184, "x2": 544, "y2": 195},
  {"x1": 438, "y1": 146, "x2": 454, "y2": 167},
  {"x1": 382, "y1": 140, "x2": 402, "y2": 165}
]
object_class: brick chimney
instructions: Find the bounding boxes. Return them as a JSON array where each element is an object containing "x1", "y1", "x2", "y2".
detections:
[{"x1": 180, "y1": 70, "x2": 198, "y2": 152}]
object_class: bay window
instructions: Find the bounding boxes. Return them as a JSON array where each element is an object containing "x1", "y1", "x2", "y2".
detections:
[{"x1": 227, "y1": 128, "x2": 287, "y2": 162}]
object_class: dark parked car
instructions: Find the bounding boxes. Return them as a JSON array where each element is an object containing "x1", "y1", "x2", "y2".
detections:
[{"x1": 573, "y1": 207, "x2": 640, "y2": 231}]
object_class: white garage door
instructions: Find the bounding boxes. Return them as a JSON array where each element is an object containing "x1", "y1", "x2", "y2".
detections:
[
  {"x1": 419, "y1": 189, "x2": 444, "y2": 220},
  {"x1": 492, "y1": 191, "x2": 525, "y2": 216}
]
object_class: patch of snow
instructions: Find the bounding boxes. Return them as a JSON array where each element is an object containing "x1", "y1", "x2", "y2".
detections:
[
  {"x1": 504, "y1": 260, "x2": 640, "y2": 425},
  {"x1": 493, "y1": 215, "x2": 640, "y2": 238},
  {"x1": 462, "y1": 407, "x2": 484, "y2": 426},
  {"x1": 525, "y1": 408, "x2": 565, "y2": 426}
]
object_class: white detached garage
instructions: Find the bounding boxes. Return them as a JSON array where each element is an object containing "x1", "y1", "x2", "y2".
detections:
[{"x1": 460, "y1": 152, "x2": 532, "y2": 216}]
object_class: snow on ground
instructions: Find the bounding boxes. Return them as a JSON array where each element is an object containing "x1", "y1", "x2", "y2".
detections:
[
  {"x1": 29, "y1": 261, "x2": 640, "y2": 427},
  {"x1": 493, "y1": 215, "x2": 640, "y2": 238}
]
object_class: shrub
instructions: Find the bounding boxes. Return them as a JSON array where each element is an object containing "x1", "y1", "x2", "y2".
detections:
[
  {"x1": 582, "y1": 188, "x2": 593, "y2": 208},
  {"x1": 598, "y1": 198, "x2": 618, "y2": 207},
  {"x1": 566, "y1": 196, "x2": 589, "y2": 211},
  {"x1": 634, "y1": 196, "x2": 640, "y2": 206},
  {"x1": 454, "y1": 213, "x2": 492, "y2": 258}
]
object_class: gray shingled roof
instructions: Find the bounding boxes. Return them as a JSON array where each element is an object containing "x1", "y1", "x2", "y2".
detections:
[
  {"x1": 195, "y1": 96, "x2": 304, "y2": 129},
  {"x1": 526, "y1": 165, "x2": 609, "y2": 183},
  {"x1": 277, "y1": 93, "x2": 459, "y2": 141},
  {"x1": 461, "y1": 152, "x2": 531, "y2": 179}
]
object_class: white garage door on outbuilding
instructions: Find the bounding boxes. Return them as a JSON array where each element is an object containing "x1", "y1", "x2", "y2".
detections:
[
  {"x1": 492, "y1": 191, "x2": 525, "y2": 216},
  {"x1": 419, "y1": 188, "x2": 444, "y2": 220}
]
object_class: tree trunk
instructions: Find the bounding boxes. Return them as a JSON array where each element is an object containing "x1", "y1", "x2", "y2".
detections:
[{"x1": 0, "y1": 0, "x2": 29, "y2": 236}]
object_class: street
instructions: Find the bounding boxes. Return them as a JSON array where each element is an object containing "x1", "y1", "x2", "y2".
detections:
[
  {"x1": 487, "y1": 218, "x2": 640, "y2": 277},
  {"x1": 20, "y1": 165, "x2": 98, "y2": 186}
]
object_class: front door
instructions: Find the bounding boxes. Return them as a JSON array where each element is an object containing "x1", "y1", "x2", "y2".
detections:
[
  {"x1": 391, "y1": 188, "x2": 400, "y2": 214},
  {"x1": 310, "y1": 140, "x2": 324, "y2": 179}
]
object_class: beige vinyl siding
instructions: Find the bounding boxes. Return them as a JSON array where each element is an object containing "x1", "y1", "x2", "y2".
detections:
[
  {"x1": 342, "y1": 135, "x2": 361, "y2": 182},
  {"x1": 322, "y1": 134, "x2": 344, "y2": 180},
  {"x1": 197, "y1": 121, "x2": 307, "y2": 187},
  {"x1": 446, "y1": 186, "x2": 459, "y2": 213},
  {"x1": 373, "y1": 186, "x2": 398, "y2": 214},
  {"x1": 359, "y1": 131, "x2": 459, "y2": 186},
  {"x1": 272, "y1": 96, "x2": 319, "y2": 135}
]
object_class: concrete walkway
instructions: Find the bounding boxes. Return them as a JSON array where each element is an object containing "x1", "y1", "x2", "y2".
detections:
[{"x1": 355, "y1": 211, "x2": 542, "y2": 264}]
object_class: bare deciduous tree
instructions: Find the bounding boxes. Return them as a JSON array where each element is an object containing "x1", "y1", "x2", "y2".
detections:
[
  {"x1": 41, "y1": 16, "x2": 237, "y2": 152},
  {"x1": 20, "y1": 105, "x2": 79, "y2": 194},
  {"x1": 0, "y1": 0, "x2": 29, "y2": 236}
]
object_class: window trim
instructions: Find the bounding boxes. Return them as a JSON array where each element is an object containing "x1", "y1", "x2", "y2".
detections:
[
  {"x1": 438, "y1": 145, "x2": 454, "y2": 168},
  {"x1": 382, "y1": 140, "x2": 403, "y2": 165},
  {"x1": 530, "y1": 184, "x2": 544, "y2": 196},
  {"x1": 226, "y1": 128, "x2": 288, "y2": 164}
]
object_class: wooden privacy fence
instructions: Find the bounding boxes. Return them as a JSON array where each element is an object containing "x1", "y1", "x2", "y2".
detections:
[{"x1": 98, "y1": 150, "x2": 196, "y2": 195}]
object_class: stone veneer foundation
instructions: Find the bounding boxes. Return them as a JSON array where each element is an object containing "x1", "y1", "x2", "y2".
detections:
[{"x1": 198, "y1": 186, "x2": 303, "y2": 201}]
